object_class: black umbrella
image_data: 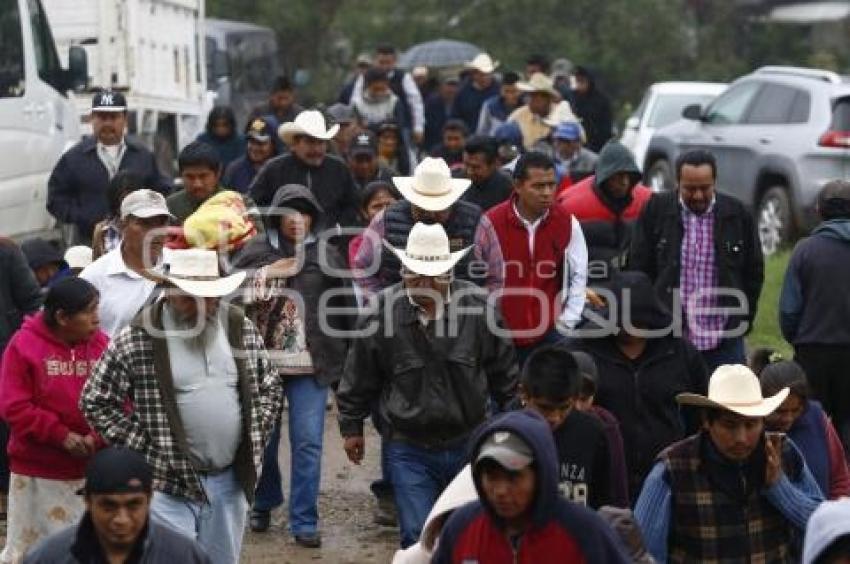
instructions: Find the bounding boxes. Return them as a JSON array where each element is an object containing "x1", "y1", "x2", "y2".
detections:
[{"x1": 398, "y1": 39, "x2": 482, "y2": 70}]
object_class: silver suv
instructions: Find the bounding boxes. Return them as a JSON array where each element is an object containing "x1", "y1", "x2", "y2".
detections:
[{"x1": 644, "y1": 66, "x2": 850, "y2": 255}]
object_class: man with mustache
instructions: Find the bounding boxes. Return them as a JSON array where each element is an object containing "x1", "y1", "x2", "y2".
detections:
[{"x1": 48, "y1": 90, "x2": 171, "y2": 245}]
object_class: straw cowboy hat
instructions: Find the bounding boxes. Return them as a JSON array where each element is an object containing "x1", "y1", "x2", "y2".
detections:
[
  {"x1": 153, "y1": 248, "x2": 246, "y2": 298},
  {"x1": 278, "y1": 110, "x2": 340, "y2": 146},
  {"x1": 384, "y1": 222, "x2": 471, "y2": 277},
  {"x1": 677, "y1": 364, "x2": 790, "y2": 418},
  {"x1": 393, "y1": 157, "x2": 471, "y2": 212},
  {"x1": 464, "y1": 53, "x2": 499, "y2": 74},
  {"x1": 517, "y1": 72, "x2": 560, "y2": 97}
]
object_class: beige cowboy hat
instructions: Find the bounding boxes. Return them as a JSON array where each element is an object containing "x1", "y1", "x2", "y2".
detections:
[
  {"x1": 677, "y1": 364, "x2": 789, "y2": 418},
  {"x1": 153, "y1": 248, "x2": 246, "y2": 298},
  {"x1": 278, "y1": 110, "x2": 340, "y2": 146},
  {"x1": 393, "y1": 157, "x2": 471, "y2": 212},
  {"x1": 517, "y1": 72, "x2": 559, "y2": 97},
  {"x1": 464, "y1": 53, "x2": 499, "y2": 74},
  {"x1": 384, "y1": 222, "x2": 470, "y2": 278},
  {"x1": 543, "y1": 101, "x2": 580, "y2": 128}
]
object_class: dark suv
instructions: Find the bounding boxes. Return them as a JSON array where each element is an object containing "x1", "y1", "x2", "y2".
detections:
[{"x1": 645, "y1": 66, "x2": 850, "y2": 255}]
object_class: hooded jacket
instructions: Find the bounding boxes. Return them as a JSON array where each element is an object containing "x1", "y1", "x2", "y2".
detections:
[
  {"x1": 231, "y1": 184, "x2": 353, "y2": 387},
  {"x1": 0, "y1": 313, "x2": 108, "y2": 480},
  {"x1": 780, "y1": 219, "x2": 850, "y2": 345},
  {"x1": 558, "y1": 142, "x2": 651, "y2": 284},
  {"x1": 803, "y1": 499, "x2": 850, "y2": 563},
  {"x1": 0, "y1": 240, "x2": 43, "y2": 352},
  {"x1": 432, "y1": 410, "x2": 630, "y2": 563}
]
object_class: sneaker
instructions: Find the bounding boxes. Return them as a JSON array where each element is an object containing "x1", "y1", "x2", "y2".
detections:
[
  {"x1": 373, "y1": 496, "x2": 398, "y2": 527},
  {"x1": 294, "y1": 532, "x2": 322, "y2": 548},
  {"x1": 249, "y1": 509, "x2": 271, "y2": 533}
]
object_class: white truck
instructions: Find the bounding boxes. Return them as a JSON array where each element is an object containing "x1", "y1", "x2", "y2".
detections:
[
  {"x1": 0, "y1": 0, "x2": 86, "y2": 239},
  {"x1": 42, "y1": 0, "x2": 210, "y2": 175}
]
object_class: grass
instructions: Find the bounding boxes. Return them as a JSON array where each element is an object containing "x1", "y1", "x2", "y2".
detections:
[{"x1": 746, "y1": 251, "x2": 792, "y2": 358}]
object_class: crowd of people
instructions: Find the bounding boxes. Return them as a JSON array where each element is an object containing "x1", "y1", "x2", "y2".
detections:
[{"x1": 0, "y1": 42, "x2": 847, "y2": 563}]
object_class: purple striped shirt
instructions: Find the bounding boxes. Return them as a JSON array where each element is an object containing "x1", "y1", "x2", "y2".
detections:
[{"x1": 680, "y1": 202, "x2": 725, "y2": 351}]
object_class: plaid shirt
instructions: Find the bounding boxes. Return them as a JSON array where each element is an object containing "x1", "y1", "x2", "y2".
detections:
[
  {"x1": 80, "y1": 302, "x2": 281, "y2": 502},
  {"x1": 679, "y1": 200, "x2": 725, "y2": 351}
]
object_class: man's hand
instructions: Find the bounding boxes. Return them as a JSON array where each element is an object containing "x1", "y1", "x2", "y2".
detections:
[
  {"x1": 765, "y1": 432, "x2": 784, "y2": 486},
  {"x1": 586, "y1": 288, "x2": 606, "y2": 308},
  {"x1": 83, "y1": 434, "x2": 97, "y2": 454},
  {"x1": 268, "y1": 257, "x2": 299, "y2": 278},
  {"x1": 344, "y1": 435, "x2": 365, "y2": 465},
  {"x1": 63, "y1": 432, "x2": 90, "y2": 458}
]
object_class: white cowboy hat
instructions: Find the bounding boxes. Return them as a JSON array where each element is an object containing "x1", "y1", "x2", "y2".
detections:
[
  {"x1": 464, "y1": 53, "x2": 499, "y2": 74},
  {"x1": 393, "y1": 157, "x2": 471, "y2": 212},
  {"x1": 278, "y1": 110, "x2": 340, "y2": 146},
  {"x1": 677, "y1": 364, "x2": 789, "y2": 418},
  {"x1": 384, "y1": 222, "x2": 470, "y2": 277},
  {"x1": 154, "y1": 248, "x2": 246, "y2": 298},
  {"x1": 517, "y1": 72, "x2": 559, "y2": 97},
  {"x1": 543, "y1": 100, "x2": 580, "y2": 127}
]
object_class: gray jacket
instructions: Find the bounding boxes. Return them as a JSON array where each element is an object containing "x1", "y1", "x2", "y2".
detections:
[
  {"x1": 337, "y1": 280, "x2": 518, "y2": 448},
  {"x1": 24, "y1": 515, "x2": 211, "y2": 563}
]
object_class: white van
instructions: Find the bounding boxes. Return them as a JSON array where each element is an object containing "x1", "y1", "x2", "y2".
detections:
[{"x1": 0, "y1": 0, "x2": 86, "y2": 239}]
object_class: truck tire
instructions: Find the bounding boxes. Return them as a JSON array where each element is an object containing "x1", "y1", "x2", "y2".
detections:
[
  {"x1": 757, "y1": 186, "x2": 793, "y2": 257},
  {"x1": 647, "y1": 159, "x2": 674, "y2": 193}
]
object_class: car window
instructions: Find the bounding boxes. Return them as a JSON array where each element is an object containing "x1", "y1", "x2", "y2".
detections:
[
  {"x1": 26, "y1": 0, "x2": 62, "y2": 92},
  {"x1": 704, "y1": 82, "x2": 762, "y2": 125},
  {"x1": 831, "y1": 97, "x2": 850, "y2": 130},
  {"x1": 746, "y1": 84, "x2": 802, "y2": 125},
  {"x1": 648, "y1": 93, "x2": 718, "y2": 128},
  {"x1": 788, "y1": 91, "x2": 811, "y2": 124},
  {"x1": 0, "y1": 0, "x2": 25, "y2": 98}
]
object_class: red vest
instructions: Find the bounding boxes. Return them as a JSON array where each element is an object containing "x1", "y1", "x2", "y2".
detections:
[
  {"x1": 488, "y1": 198, "x2": 572, "y2": 347},
  {"x1": 556, "y1": 175, "x2": 652, "y2": 223}
]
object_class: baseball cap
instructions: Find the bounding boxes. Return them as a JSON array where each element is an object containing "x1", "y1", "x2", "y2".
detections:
[
  {"x1": 246, "y1": 117, "x2": 275, "y2": 143},
  {"x1": 92, "y1": 90, "x2": 127, "y2": 113},
  {"x1": 64, "y1": 245, "x2": 93, "y2": 270},
  {"x1": 79, "y1": 447, "x2": 153, "y2": 495},
  {"x1": 120, "y1": 189, "x2": 173, "y2": 220},
  {"x1": 476, "y1": 431, "x2": 534, "y2": 471},
  {"x1": 350, "y1": 131, "x2": 377, "y2": 157},
  {"x1": 553, "y1": 122, "x2": 582, "y2": 141}
]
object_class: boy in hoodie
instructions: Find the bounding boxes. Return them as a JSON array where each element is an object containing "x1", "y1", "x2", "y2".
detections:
[
  {"x1": 556, "y1": 141, "x2": 651, "y2": 286},
  {"x1": 780, "y1": 179, "x2": 850, "y2": 451},
  {"x1": 432, "y1": 410, "x2": 630, "y2": 563},
  {"x1": 518, "y1": 345, "x2": 613, "y2": 509}
]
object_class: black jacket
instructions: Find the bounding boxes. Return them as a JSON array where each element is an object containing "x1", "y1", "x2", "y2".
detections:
[
  {"x1": 571, "y1": 69, "x2": 614, "y2": 153},
  {"x1": 460, "y1": 169, "x2": 513, "y2": 212},
  {"x1": 0, "y1": 240, "x2": 43, "y2": 352},
  {"x1": 628, "y1": 191, "x2": 764, "y2": 334},
  {"x1": 24, "y1": 514, "x2": 211, "y2": 564},
  {"x1": 567, "y1": 335, "x2": 708, "y2": 499},
  {"x1": 231, "y1": 185, "x2": 354, "y2": 387},
  {"x1": 337, "y1": 281, "x2": 518, "y2": 448},
  {"x1": 47, "y1": 136, "x2": 171, "y2": 239},
  {"x1": 248, "y1": 153, "x2": 358, "y2": 231}
]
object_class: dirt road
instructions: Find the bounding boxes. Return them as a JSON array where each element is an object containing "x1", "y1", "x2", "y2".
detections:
[{"x1": 241, "y1": 409, "x2": 399, "y2": 563}]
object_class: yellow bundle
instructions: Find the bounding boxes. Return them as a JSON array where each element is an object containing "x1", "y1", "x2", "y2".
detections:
[{"x1": 183, "y1": 190, "x2": 258, "y2": 251}]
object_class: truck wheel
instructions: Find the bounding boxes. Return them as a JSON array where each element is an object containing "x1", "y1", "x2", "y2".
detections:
[
  {"x1": 757, "y1": 186, "x2": 793, "y2": 256},
  {"x1": 647, "y1": 159, "x2": 674, "y2": 193}
]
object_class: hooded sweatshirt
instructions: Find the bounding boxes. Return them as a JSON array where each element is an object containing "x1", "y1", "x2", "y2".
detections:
[
  {"x1": 557, "y1": 141, "x2": 651, "y2": 283},
  {"x1": 432, "y1": 410, "x2": 630, "y2": 564},
  {"x1": 0, "y1": 313, "x2": 108, "y2": 479},
  {"x1": 571, "y1": 68, "x2": 614, "y2": 153},
  {"x1": 780, "y1": 219, "x2": 850, "y2": 345},
  {"x1": 803, "y1": 498, "x2": 850, "y2": 563}
]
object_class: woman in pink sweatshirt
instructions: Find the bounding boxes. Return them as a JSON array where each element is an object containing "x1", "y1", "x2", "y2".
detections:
[{"x1": 0, "y1": 277, "x2": 108, "y2": 562}]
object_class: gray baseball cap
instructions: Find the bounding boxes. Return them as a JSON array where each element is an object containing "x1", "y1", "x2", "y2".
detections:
[{"x1": 476, "y1": 431, "x2": 534, "y2": 471}]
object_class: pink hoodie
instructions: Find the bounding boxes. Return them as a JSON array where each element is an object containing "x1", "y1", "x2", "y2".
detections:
[{"x1": 0, "y1": 312, "x2": 108, "y2": 480}]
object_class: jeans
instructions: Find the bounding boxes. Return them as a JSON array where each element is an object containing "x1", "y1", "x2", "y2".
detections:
[
  {"x1": 700, "y1": 336, "x2": 746, "y2": 375},
  {"x1": 150, "y1": 468, "x2": 247, "y2": 564},
  {"x1": 385, "y1": 440, "x2": 466, "y2": 548},
  {"x1": 253, "y1": 375, "x2": 328, "y2": 535}
]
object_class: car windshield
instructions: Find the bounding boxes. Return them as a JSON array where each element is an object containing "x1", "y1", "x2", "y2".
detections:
[{"x1": 648, "y1": 93, "x2": 718, "y2": 128}]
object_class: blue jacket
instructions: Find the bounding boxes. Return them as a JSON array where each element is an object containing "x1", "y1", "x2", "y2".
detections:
[
  {"x1": 780, "y1": 219, "x2": 850, "y2": 345},
  {"x1": 222, "y1": 155, "x2": 258, "y2": 194},
  {"x1": 451, "y1": 79, "x2": 500, "y2": 133},
  {"x1": 433, "y1": 410, "x2": 630, "y2": 563},
  {"x1": 47, "y1": 136, "x2": 171, "y2": 238}
]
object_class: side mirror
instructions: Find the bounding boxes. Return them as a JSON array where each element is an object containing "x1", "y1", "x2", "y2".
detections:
[
  {"x1": 682, "y1": 104, "x2": 703, "y2": 121},
  {"x1": 625, "y1": 116, "x2": 640, "y2": 130},
  {"x1": 66, "y1": 46, "x2": 88, "y2": 91}
]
